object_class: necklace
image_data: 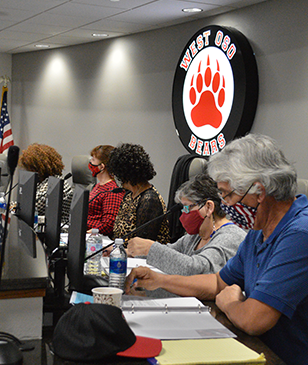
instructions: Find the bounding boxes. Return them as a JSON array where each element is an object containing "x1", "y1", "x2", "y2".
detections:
[{"x1": 210, "y1": 222, "x2": 234, "y2": 237}]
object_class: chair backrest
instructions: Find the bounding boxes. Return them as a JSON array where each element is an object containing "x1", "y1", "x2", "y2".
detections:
[
  {"x1": 167, "y1": 154, "x2": 208, "y2": 242},
  {"x1": 297, "y1": 179, "x2": 308, "y2": 197},
  {"x1": 71, "y1": 155, "x2": 96, "y2": 190},
  {"x1": 0, "y1": 154, "x2": 9, "y2": 192}
]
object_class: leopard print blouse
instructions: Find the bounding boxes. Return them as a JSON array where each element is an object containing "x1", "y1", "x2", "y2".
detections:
[{"x1": 113, "y1": 185, "x2": 170, "y2": 245}]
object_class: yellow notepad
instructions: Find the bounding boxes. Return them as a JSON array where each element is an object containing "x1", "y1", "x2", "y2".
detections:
[{"x1": 155, "y1": 338, "x2": 266, "y2": 365}]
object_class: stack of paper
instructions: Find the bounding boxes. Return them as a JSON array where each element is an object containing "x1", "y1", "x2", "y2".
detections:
[
  {"x1": 122, "y1": 297, "x2": 235, "y2": 340},
  {"x1": 153, "y1": 338, "x2": 266, "y2": 364}
]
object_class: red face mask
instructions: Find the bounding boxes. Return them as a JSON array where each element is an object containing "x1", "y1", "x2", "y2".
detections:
[
  {"x1": 88, "y1": 162, "x2": 101, "y2": 177},
  {"x1": 179, "y1": 209, "x2": 205, "y2": 235}
]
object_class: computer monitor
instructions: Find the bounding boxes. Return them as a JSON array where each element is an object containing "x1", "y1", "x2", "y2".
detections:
[
  {"x1": 0, "y1": 154, "x2": 9, "y2": 193},
  {"x1": 67, "y1": 185, "x2": 89, "y2": 292},
  {"x1": 16, "y1": 170, "x2": 39, "y2": 227},
  {"x1": 44, "y1": 176, "x2": 63, "y2": 255},
  {"x1": 15, "y1": 170, "x2": 39, "y2": 258}
]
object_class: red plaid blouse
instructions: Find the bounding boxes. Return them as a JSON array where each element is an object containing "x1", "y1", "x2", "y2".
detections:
[{"x1": 87, "y1": 180, "x2": 124, "y2": 236}]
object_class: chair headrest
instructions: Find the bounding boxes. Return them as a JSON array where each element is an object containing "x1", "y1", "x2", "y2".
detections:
[
  {"x1": 188, "y1": 157, "x2": 208, "y2": 179},
  {"x1": 71, "y1": 155, "x2": 96, "y2": 188}
]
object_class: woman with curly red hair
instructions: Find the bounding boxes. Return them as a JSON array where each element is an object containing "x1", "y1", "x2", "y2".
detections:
[{"x1": 19, "y1": 143, "x2": 73, "y2": 222}]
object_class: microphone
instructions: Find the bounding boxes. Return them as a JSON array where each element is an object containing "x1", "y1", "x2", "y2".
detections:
[
  {"x1": 121, "y1": 203, "x2": 181, "y2": 241},
  {"x1": 88, "y1": 187, "x2": 125, "y2": 204},
  {"x1": 111, "y1": 187, "x2": 126, "y2": 193},
  {"x1": 84, "y1": 203, "x2": 182, "y2": 261},
  {"x1": 7, "y1": 145, "x2": 20, "y2": 176},
  {"x1": 63, "y1": 172, "x2": 72, "y2": 180}
]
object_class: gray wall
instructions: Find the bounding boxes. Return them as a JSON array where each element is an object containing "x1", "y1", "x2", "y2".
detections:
[{"x1": 7, "y1": 0, "x2": 308, "y2": 201}]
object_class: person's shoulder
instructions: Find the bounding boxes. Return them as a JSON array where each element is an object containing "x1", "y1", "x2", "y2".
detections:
[
  {"x1": 141, "y1": 185, "x2": 158, "y2": 198},
  {"x1": 219, "y1": 223, "x2": 247, "y2": 236}
]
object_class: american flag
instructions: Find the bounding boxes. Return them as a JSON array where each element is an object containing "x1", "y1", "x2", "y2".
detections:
[
  {"x1": 221, "y1": 203, "x2": 255, "y2": 230},
  {"x1": 0, "y1": 86, "x2": 14, "y2": 154},
  {"x1": 0, "y1": 86, "x2": 14, "y2": 256}
]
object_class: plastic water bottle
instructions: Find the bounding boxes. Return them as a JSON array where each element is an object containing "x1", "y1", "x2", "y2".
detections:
[
  {"x1": 109, "y1": 238, "x2": 127, "y2": 290},
  {"x1": 0, "y1": 192, "x2": 7, "y2": 214},
  {"x1": 84, "y1": 229, "x2": 103, "y2": 276},
  {"x1": 34, "y1": 207, "x2": 39, "y2": 232}
]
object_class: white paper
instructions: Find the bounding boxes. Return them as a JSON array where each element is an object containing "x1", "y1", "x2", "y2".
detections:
[
  {"x1": 122, "y1": 296, "x2": 236, "y2": 340},
  {"x1": 101, "y1": 257, "x2": 164, "y2": 276}
]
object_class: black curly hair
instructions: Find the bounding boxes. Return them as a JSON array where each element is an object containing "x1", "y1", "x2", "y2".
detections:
[{"x1": 107, "y1": 143, "x2": 156, "y2": 186}]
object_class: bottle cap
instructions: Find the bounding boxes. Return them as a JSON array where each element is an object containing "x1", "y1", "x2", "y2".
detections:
[
  {"x1": 92, "y1": 228, "x2": 99, "y2": 234},
  {"x1": 114, "y1": 238, "x2": 124, "y2": 244}
]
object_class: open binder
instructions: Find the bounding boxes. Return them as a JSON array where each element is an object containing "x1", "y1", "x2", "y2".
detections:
[{"x1": 121, "y1": 296, "x2": 236, "y2": 340}]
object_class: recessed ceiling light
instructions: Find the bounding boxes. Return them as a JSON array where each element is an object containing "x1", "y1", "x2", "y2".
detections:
[
  {"x1": 182, "y1": 7, "x2": 203, "y2": 13},
  {"x1": 35, "y1": 44, "x2": 50, "y2": 48},
  {"x1": 92, "y1": 33, "x2": 109, "y2": 37}
]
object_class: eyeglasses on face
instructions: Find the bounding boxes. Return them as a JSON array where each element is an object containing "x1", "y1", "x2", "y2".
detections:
[
  {"x1": 181, "y1": 200, "x2": 207, "y2": 214},
  {"x1": 181, "y1": 203, "x2": 197, "y2": 214},
  {"x1": 218, "y1": 189, "x2": 236, "y2": 204},
  {"x1": 218, "y1": 183, "x2": 255, "y2": 204}
]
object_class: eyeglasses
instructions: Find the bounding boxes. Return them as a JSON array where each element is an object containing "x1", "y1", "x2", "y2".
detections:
[
  {"x1": 181, "y1": 201, "x2": 207, "y2": 214},
  {"x1": 181, "y1": 203, "x2": 197, "y2": 214},
  {"x1": 218, "y1": 183, "x2": 254, "y2": 205},
  {"x1": 218, "y1": 189, "x2": 236, "y2": 204}
]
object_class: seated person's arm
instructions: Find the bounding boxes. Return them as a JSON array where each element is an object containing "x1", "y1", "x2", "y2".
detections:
[
  {"x1": 216, "y1": 286, "x2": 281, "y2": 336},
  {"x1": 125, "y1": 267, "x2": 227, "y2": 301},
  {"x1": 127, "y1": 237, "x2": 154, "y2": 257}
]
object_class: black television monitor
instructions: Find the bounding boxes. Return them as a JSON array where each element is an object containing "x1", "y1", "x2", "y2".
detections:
[
  {"x1": 44, "y1": 176, "x2": 63, "y2": 255},
  {"x1": 67, "y1": 185, "x2": 89, "y2": 292},
  {"x1": 16, "y1": 170, "x2": 39, "y2": 227},
  {"x1": 15, "y1": 170, "x2": 39, "y2": 258}
]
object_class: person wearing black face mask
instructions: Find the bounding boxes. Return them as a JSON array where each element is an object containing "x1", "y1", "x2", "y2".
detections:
[
  {"x1": 126, "y1": 173, "x2": 246, "y2": 278},
  {"x1": 87, "y1": 145, "x2": 125, "y2": 236}
]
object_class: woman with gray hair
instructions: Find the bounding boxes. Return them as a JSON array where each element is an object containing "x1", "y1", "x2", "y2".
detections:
[
  {"x1": 127, "y1": 173, "x2": 246, "y2": 276},
  {"x1": 126, "y1": 134, "x2": 308, "y2": 365}
]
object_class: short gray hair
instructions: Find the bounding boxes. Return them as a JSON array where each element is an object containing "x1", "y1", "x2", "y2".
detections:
[
  {"x1": 175, "y1": 173, "x2": 225, "y2": 217},
  {"x1": 207, "y1": 134, "x2": 297, "y2": 201}
]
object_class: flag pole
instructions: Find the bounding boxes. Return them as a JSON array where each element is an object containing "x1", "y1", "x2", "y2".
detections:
[{"x1": 0, "y1": 75, "x2": 11, "y2": 88}]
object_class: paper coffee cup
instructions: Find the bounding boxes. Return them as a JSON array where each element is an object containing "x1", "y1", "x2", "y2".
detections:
[{"x1": 91, "y1": 287, "x2": 123, "y2": 308}]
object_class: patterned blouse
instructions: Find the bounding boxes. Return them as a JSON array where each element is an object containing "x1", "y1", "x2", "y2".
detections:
[
  {"x1": 36, "y1": 176, "x2": 73, "y2": 224},
  {"x1": 113, "y1": 185, "x2": 170, "y2": 245}
]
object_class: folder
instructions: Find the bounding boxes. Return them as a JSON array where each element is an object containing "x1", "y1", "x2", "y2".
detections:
[
  {"x1": 122, "y1": 297, "x2": 235, "y2": 340},
  {"x1": 153, "y1": 338, "x2": 266, "y2": 364}
]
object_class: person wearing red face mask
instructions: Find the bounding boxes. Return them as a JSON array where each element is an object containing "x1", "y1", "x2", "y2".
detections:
[
  {"x1": 125, "y1": 134, "x2": 308, "y2": 365},
  {"x1": 127, "y1": 173, "x2": 246, "y2": 277},
  {"x1": 87, "y1": 145, "x2": 125, "y2": 236}
]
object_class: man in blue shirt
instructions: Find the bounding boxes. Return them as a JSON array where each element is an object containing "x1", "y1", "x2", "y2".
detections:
[{"x1": 125, "y1": 134, "x2": 308, "y2": 365}]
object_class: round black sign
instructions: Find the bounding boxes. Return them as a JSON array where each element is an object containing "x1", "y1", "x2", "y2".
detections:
[{"x1": 172, "y1": 25, "x2": 259, "y2": 156}]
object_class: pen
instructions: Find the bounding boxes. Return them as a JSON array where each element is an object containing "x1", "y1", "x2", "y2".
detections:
[
  {"x1": 147, "y1": 357, "x2": 159, "y2": 365},
  {"x1": 130, "y1": 278, "x2": 137, "y2": 288},
  {"x1": 130, "y1": 278, "x2": 145, "y2": 291}
]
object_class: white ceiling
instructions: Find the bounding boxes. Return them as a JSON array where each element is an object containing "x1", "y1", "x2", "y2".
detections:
[{"x1": 0, "y1": 0, "x2": 265, "y2": 54}]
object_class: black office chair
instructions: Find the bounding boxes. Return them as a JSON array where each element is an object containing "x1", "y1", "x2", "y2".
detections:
[
  {"x1": 167, "y1": 154, "x2": 208, "y2": 242},
  {"x1": 71, "y1": 155, "x2": 96, "y2": 191}
]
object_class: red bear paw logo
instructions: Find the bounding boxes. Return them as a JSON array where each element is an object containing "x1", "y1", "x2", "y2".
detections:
[{"x1": 189, "y1": 56, "x2": 225, "y2": 128}]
